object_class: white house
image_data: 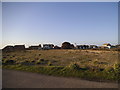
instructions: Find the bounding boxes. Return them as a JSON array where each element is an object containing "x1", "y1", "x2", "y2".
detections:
[
  {"x1": 43, "y1": 44, "x2": 54, "y2": 49},
  {"x1": 102, "y1": 43, "x2": 111, "y2": 49}
]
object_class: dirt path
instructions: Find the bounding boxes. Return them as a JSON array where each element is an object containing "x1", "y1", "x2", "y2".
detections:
[{"x1": 2, "y1": 69, "x2": 118, "y2": 88}]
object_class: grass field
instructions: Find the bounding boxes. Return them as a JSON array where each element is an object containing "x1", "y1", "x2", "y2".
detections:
[{"x1": 2, "y1": 49, "x2": 120, "y2": 82}]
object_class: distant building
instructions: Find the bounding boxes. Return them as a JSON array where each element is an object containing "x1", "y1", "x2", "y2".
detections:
[
  {"x1": 29, "y1": 44, "x2": 41, "y2": 50},
  {"x1": 103, "y1": 43, "x2": 111, "y2": 46},
  {"x1": 102, "y1": 43, "x2": 111, "y2": 49},
  {"x1": 43, "y1": 44, "x2": 54, "y2": 49},
  {"x1": 2, "y1": 45, "x2": 14, "y2": 52},
  {"x1": 76, "y1": 45, "x2": 89, "y2": 49},
  {"x1": 14, "y1": 45, "x2": 25, "y2": 50},
  {"x1": 110, "y1": 45, "x2": 116, "y2": 48},
  {"x1": 25, "y1": 48, "x2": 30, "y2": 50},
  {"x1": 98, "y1": 43, "x2": 112, "y2": 49},
  {"x1": 54, "y1": 46, "x2": 61, "y2": 49},
  {"x1": 116, "y1": 44, "x2": 120, "y2": 48},
  {"x1": 89, "y1": 45, "x2": 98, "y2": 49}
]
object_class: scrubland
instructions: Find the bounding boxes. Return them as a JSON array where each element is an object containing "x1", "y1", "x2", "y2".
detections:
[{"x1": 2, "y1": 49, "x2": 120, "y2": 82}]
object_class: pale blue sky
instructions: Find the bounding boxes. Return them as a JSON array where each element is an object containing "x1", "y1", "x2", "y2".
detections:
[
  {"x1": 2, "y1": 2, "x2": 118, "y2": 48},
  {"x1": 0, "y1": 2, "x2": 2, "y2": 49}
]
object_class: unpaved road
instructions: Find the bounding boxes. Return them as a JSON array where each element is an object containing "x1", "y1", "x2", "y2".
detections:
[{"x1": 2, "y1": 69, "x2": 118, "y2": 88}]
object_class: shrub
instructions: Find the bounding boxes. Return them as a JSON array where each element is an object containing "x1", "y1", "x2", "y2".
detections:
[
  {"x1": 40, "y1": 59, "x2": 44, "y2": 62},
  {"x1": 38, "y1": 54, "x2": 41, "y2": 56},
  {"x1": 105, "y1": 67, "x2": 114, "y2": 73},
  {"x1": 35, "y1": 59, "x2": 47, "y2": 65},
  {"x1": 20, "y1": 60, "x2": 31, "y2": 65},
  {"x1": 113, "y1": 63, "x2": 120, "y2": 80},
  {"x1": 93, "y1": 60, "x2": 99, "y2": 64},
  {"x1": 36, "y1": 60, "x2": 42, "y2": 64},
  {"x1": 48, "y1": 61, "x2": 52, "y2": 66},
  {"x1": 89, "y1": 66, "x2": 103, "y2": 72},
  {"x1": 68, "y1": 63, "x2": 80, "y2": 70},
  {"x1": 113, "y1": 63, "x2": 120, "y2": 73},
  {"x1": 99, "y1": 68, "x2": 104, "y2": 71},
  {"x1": 4, "y1": 60, "x2": 16, "y2": 65},
  {"x1": 30, "y1": 60, "x2": 35, "y2": 63}
]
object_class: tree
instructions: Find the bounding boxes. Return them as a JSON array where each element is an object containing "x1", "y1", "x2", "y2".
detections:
[
  {"x1": 61, "y1": 42, "x2": 74, "y2": 49},
  {"x1": 70, "y1": 44, "x2": 75, "y2": 49}
]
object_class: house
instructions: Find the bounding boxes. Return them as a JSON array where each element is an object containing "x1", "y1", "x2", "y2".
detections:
[
  {"x1": 43, "y1": 44, "x2": 54, "y2": 49},
  {"x1": 2, "y1": 45, "x2": 14, "y2": 52},
  {"x1": 110, "y1": 45, "x2": 116, "y2": 48},
  {"x1": 102, "y1": 43, "x2": 112, "y2": 49},
  {"x1": 14, "y1": 45, "x2": 25, "y2": 51},
  {"x1": 116, "y1": 44, "x2": 120, "y2": 48},
  {"x1": 76, "y1": 45, "x2": 89, "y2": 49},
  {"x1": 89, "y1": 45, "x2": 98, "y2": 49},
  {"x1": 29, "y1": 44, "x2": 41, "y2": 50},
  {"x1": 98, "y1": 43, "x2": 112, "y2": 49},
  {"x1": 54, "y1": 46, "x2": 61, "y2": 49}
]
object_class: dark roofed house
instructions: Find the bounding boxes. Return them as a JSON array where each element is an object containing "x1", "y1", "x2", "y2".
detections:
[
  {"x1": 54, "y1": 46, "x2": 61, "y2": 49},
  {"x1": 2, "y1": 45, "x2": 14, "y2": 52},
  {"x1": 89, "y1": 45, "x2": 98, "y2": 49},
  {"x1": 14, "y1": 45, "x2": 25, "y2": 51},
  {"x1": 116, "y1": 44, "x2": 120, "y2": 48},
  {"x1": 29, "y1": 44, "x2": 41, "y2": 50},
  {"x1": 76, "y1": 45, "x2": 89, "y2": 49}
]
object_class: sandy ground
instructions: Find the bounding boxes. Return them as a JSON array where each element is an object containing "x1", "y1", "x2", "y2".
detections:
[{"x1": 2, "y1": 69, "x2": 118, "y2": 88}]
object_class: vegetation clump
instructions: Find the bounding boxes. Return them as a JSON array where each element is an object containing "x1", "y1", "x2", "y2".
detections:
[
  {"x1": 48, "y1": 61, "x2": 52, "y2": 66},
  {"x1": 68, "y1": 63, "x2": 80, "y2": 70},
  {"x1": 3, "y1": 60, "x2": 16, "y2": 65},
  {"x1": 113, "y1": 63, "x2": 120, "y2": 73}
]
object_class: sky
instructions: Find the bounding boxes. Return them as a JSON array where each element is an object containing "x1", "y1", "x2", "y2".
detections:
[
  {"x1": 2, "y1": 2, "x2": 118, "y2": 48},
  {"x1": 0, "y1": 1, "x2": 1, "y2": 86}
]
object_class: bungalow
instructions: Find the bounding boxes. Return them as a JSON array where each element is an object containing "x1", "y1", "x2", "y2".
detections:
[
  {"x1": 116, "y1": 44, "x2": 120, "y2": 48},
  {"x1": 43, "y1": 44, "x2": 54, "y2": 50},
  {"x1": 102, "y1": 43, "x2": 111, "y2": 49},
  {"x1": 54, "y1": 46, "x2": 61, "y2": 49},
  {"x1": 98, "y1": 43, "x2": 112, "y2": 49},
  {"x1": 2, "y1": 45, "x2": 14, "y2": 52},
  {"x1": 89, "y1": 45, "x2": 98, "y2": 49},
  {"x1": 76, "y1": 45, "x2": 89, "y2": 49},
  {"x1": 14, "y1": 45, "x2": 25, "y2": 50},
  {"x1": 29, "y1": 44, "x2": 41, "y2": 50}
]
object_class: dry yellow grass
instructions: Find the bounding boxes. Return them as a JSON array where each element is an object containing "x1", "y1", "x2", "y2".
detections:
[
  {"x1": 2, "y1": 49, "x2": 120, "y2": 81},
  {"x1": 2, "y1": 49, "x2": 119, "y2": 68}
]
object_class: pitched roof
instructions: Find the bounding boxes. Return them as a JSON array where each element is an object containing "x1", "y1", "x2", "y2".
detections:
[{"x1": 103, "y1": 43, "x2": 111, "y2": 46}]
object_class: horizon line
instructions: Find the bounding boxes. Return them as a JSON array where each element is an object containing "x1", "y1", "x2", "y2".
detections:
[{"x1": 1, "y1": 42, "x2": 118, "y2": 48}]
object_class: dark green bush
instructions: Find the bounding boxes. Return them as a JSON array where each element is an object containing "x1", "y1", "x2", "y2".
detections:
[{"x1": 4, "y1": 60, "x2": 16, "y2": 65}]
